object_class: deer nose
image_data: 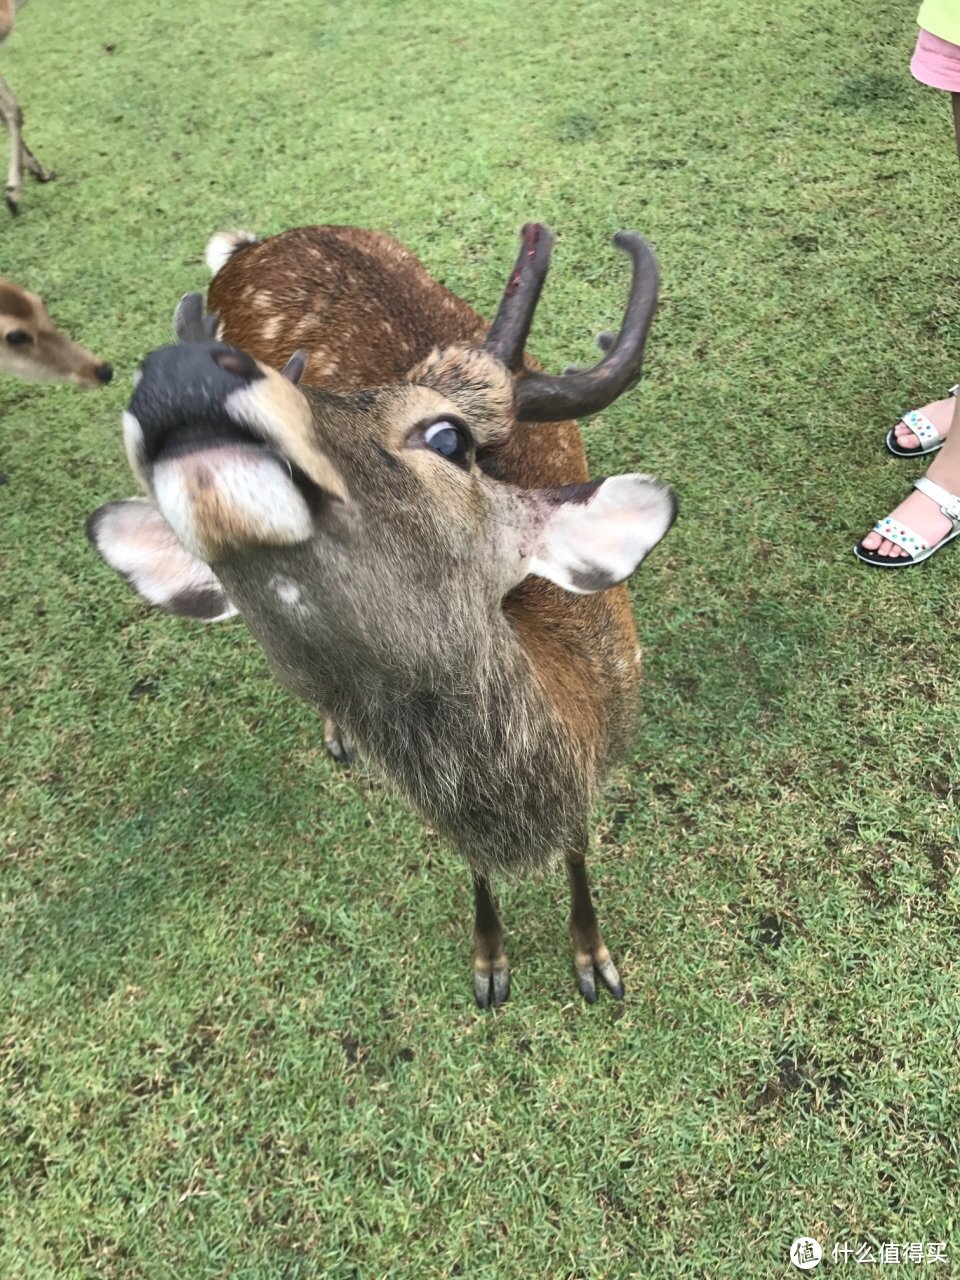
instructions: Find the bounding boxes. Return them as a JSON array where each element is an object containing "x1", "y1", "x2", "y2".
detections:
[
  {"x1": 131, "y1": 342, "x2": 266, "y2": 424},
  {"x1": 128, "y1": 341, "x2": 269, "y2": 466},
  {"x1": 96, "y1": 363, "x2": 113, "y2": 384}
]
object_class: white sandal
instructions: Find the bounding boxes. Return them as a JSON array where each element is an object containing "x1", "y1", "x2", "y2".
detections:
[
  {"x1": 854, "y1": 475, "x2": 960, "y2": 567},
  {"x1": 885, "y1": 385, "x2": 959, "y2": 457}
]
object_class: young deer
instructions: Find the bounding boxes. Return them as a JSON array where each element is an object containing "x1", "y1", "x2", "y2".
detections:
[
  {"x1": 0, "y1": 1, "x2": 53, "y2": 214},
  {"x1": 87, "y1": 223, "x2": 675, "y2": 1007},
  {"x1": 0, "y1": 277, "x2": 111, "y2": 384}
]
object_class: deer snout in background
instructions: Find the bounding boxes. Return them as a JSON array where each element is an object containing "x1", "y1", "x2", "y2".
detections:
[{"x1": 0, "y1": 277, "x2": 111, "y2": 387}]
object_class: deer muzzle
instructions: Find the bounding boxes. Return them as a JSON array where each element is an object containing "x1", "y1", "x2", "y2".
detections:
[{"x1": 124, "y1": 341, "x2": 318, "y2": 561}]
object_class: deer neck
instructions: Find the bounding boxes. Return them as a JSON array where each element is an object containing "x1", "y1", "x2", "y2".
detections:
[{"x1": 242, "y1": 597, "x2": 593, "y2": 876}]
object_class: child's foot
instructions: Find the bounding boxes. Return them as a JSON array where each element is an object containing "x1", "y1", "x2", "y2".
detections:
[
  {"x1": 858, "y1": 485, "x2": 954, "y2": 561},
  {"x1": 891, "y1": 392, "x2": 957, "y2": 452}
]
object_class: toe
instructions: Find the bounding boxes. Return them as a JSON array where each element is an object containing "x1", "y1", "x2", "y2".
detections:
[
  {"x1": 491, "y1": 965, "x2": 510, "y2": 1008},
  {"x1": 597, "y1": 956, "x2": 625, "y2": 1000},
  {"x1": 894, "y1": 423, "x2": 920, "y2": 449},
  {"x1": 576, "y1": 963, "x2": 598, "y2": 1004},
  {"x1": 892, "y1": 396, "x2": 957, "y2": 453},
  {"x1": 323, "y1": 718, "x2": 354, "y2": 765},
  {"x1": 474, "y1": 969, "x2": 493, "y2": 1009},
  {"x1": 474, "y1": 961, "x2": 509, "y2": 1010},
  {"x1": 573, "y1": 942, "x2": 624, "y2": 1003},
  {"x1": 859, "y1": 530, "x2": 911, "y2": 560}
]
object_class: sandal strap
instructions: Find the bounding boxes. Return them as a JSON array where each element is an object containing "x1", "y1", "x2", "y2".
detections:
[
  {"x1": 914, "y1": 475, "x2": 960, "y2": 525},
  {"x1": 900, "y1": 409, "x2": 943, "y2": 448},
  {"x1": 872, "y1": 514, "x2": 930, "y2": 557}
]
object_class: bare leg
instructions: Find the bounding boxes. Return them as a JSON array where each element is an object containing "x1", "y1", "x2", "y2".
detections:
[
  {"x1": 473, "y1": 874, "x2": 509, "y2": 1009},
  {"x1": 858, "y1": 92, "x2": 960, "y2": 560},
  {"x1": 890, "y1": 91, "x2": 960, "y2": 449},
  {"x1": 566, "y1": 852, "x2": 623, "y2": 1003}
]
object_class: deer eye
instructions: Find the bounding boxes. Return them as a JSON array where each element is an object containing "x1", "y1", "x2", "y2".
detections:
[
  {"x1": 5, "y1": 330, "x2": 31, "y2": 347},
  {"x1": 422, "y1": 418, "x2": 472, "y2": 469}
]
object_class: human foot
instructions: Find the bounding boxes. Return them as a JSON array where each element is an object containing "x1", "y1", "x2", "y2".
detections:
[
  {"x1": 856, "y1": 476, "x2": 960, "y2": 565},
  {"x1": 888, "y1": 388, "x2": 958, "y2": 454}
]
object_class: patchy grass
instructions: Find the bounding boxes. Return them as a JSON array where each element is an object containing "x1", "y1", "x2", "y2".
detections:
[{"x1": 2, "y1": 0, "x2": 959, "y2": 1276}]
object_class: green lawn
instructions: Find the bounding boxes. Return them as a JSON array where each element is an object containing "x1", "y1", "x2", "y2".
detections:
[{"x1": 2, "y1": 1, "x2": 959, "y2": 1275}]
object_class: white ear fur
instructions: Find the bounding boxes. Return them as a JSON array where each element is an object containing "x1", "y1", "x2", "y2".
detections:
[
  {"x1": 86, "y1": 498, "x2": 238, "y2": 622},
  {"x1": 527, "y1": 475, "x2": 676, "y2": 594}
]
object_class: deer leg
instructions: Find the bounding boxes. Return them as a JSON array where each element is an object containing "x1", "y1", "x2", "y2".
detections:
[
  {"x1": 322, "y1": 716, "x2": 353, "y2": 765},
  {"x1": 566, "y1": 852, "x2": 624, "y2": 1003},
  {"x1": 0, "y1": 76, "x2": 24, "y2": 214},
  {"x1": 473, "y1": 873, "x2": 509, "y2": 1009},
  {"x1": 20, "y1": 134, "x2": 53, "y2": 184}
]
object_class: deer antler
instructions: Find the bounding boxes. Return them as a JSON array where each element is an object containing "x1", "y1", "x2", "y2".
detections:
[
  {"x1": 172, "y1": 292, "x2": 307, "y2": 384},
  {"x1": 483, "y1": 222, "x2": 555, "y2": 372},
  {"x1": 173, "y1": 292, "x2": 220, "y2": 343},
  {"x1": 485, "y1": 228, "x2": 659, "y2": 422}
]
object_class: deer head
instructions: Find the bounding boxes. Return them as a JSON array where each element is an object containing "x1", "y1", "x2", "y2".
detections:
[
  {"x1": 87, "y1": 227, "x2": 674, "y2": 707},
  {"x1": 0, "y1": 278, "x2": 112, "y2": 386}
]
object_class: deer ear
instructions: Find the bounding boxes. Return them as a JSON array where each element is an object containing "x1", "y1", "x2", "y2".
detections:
[
  {"x1": 520, "y1": 475, "x2": 676, "y2": 594},
  {"x1": 86, "y1": 498, "x2": 238, "y2": 622}
]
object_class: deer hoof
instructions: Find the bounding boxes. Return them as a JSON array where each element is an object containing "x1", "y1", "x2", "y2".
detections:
[
  {"x1": 474, "y1": 962, "x2": 510, "y2": 1010},
  {"x1": 323, "y1": 718, "x2": 354, "y2": 765},
  {"x1": 5, "y1": 190, "x2": 19, "y2": 216},
  {"x1": 575, "y1": 951, "x2": 624, "y2": 1004}
]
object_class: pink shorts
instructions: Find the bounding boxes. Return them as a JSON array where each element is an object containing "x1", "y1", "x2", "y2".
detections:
[{"x1": 911, "y1": 28, "x2": 960, "y2": 92}]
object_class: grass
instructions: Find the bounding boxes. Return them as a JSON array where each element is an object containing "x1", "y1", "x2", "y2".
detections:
[{"x1": 2, "y1": 0, "x2": 960, "y2": 1275}]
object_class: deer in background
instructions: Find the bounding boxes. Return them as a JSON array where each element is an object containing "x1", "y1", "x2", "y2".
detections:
[
  {"x1": 0, "y1": 277, "x2": 111, "y2": 384},
  {"x1": 88, "y1": 222, "x2": 675, "y2": 1007},
  {"x1": 0, "y1": 1, "x2": 53, "y2": 214}
]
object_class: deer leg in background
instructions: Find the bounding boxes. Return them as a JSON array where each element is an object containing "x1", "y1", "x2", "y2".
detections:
[
  {"x1": 566, "y1": 851, "x2": 624, "y2": 1003},
  {"x1": 19, "y1": 127, "x2": 52, "y2": 184},
  {"x1": 473, "y1": 874, "x2": 509, "y2": 1009},
  {"x1": 0, "y1": 75, "x2": 23, "y2": 212},
  {"x1": 0, "y1": 75, "x2": 52, "y2": 214}
]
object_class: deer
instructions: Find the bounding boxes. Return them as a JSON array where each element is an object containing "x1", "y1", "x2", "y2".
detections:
[
  {"x1": 0, "y1": 277, "x2": 111, "y2": 384},
  {"x1": 0, "y1": 1, "x2": 53, "y2": 214},
  {"x1": 86, "y1": 221, "x2": 676, "y2": 1008}
]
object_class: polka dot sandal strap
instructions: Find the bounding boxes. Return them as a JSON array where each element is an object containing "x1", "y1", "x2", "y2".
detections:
[
  {"x1": 900, "y1": 409, "x2": 942, "y2": 449},
  {"x1": 871, "y1": 514, "x2": 929, "y2": 559}
]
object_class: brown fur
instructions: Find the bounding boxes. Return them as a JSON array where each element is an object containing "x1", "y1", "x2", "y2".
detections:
[
  {"x1": 209, "y1": 227, "x2": 489, "y2": 388},
  {"x1": 208, "y1": 227, "x2": 640, "y2": 782},
  {"x1": 0, "y1": 276, "x2": 111, "y2": 385},
  {"x1": 0, "y1": 1, "x2": 17, "y2": 46},
  {"x1": 92, "y1": 224, "x2": 667, "y2": 1004}
]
